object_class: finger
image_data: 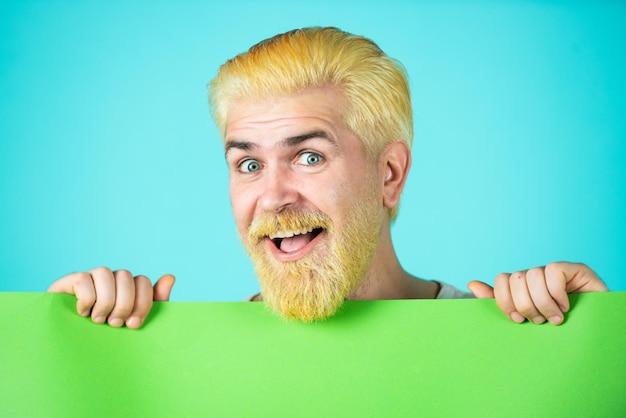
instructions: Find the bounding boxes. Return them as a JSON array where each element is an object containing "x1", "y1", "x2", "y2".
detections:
[
  {"x1": 154, "y1": 274, "x2": 175, "y2": 301},
  {"x1": 126, "y1": 275, "x2": 154, "y2": 329},
  {"x1": 526, "y1": 267, "x2": 564, "y2": 325},
  {"x1": 509, "y1": 271, "x2": 545, "y2": 324},
  {"x1": 543, "y1": 262, "x2": 571, "y2": 312},
  {"x1": 493, "y1": 273, "x2": 525, "y2": 323},
  {"x1": 106, "y1": 270, "x2": 136, "y2": 328},
  {"x1": 89, "y1": 266, "x2": 117, "y2": 324},
  {"x1": 547, "y1": 261, "x2": 608, "y2": 295},
  {"x1": 48, "y1": 272, "x2": 97, "y2": 317},
  {"x1": 467, "y1": 280, "x2": 494, "y2": 298}
]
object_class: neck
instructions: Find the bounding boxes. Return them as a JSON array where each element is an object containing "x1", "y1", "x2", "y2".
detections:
[{"x1": 348, "y1": 220, "x2": 439, "y2": 301}]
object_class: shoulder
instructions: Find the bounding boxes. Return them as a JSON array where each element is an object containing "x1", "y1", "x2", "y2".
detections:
[
  {"x1": 435, "y1": 282, "x2": 474, "y2": 299},
  {"x1": 245, "y1": 293, "x2": 263, "y2": 302}
]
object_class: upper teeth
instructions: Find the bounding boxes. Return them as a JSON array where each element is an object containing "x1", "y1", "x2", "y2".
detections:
[{"x1": 269, "y1": 227, "x2": 315, "y2": 240}]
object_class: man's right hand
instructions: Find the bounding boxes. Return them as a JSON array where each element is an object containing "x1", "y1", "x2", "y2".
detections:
[{"x1": 47, "y1": 267, "x2": 175, "y2": 329}]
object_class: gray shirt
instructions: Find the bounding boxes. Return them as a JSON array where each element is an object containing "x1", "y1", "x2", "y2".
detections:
[{"x1": 246, "y1": 281, "x2": 474, "y2": 301}]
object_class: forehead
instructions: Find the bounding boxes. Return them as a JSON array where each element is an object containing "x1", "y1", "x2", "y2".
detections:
[{"x1": 224, "y1": 87, "x2": 348, "y2": 141}]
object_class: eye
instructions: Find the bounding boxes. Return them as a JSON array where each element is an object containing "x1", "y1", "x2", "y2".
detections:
[
  {"x1": 239, "y1": 159, "x2": 262, "y2": 173},
  {"x1": 296, "y1": 152, "x2": 323, "y2": 166}
]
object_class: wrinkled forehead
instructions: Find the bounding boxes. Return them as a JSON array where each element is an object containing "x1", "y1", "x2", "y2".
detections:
[{"x1": 224, "y1": 87, "x2": 350, "y2": 138}]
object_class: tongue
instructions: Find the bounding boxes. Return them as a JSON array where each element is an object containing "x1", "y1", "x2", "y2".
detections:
[{"x1": 280, "y1": 231, "x2": 316, "y2": 253}]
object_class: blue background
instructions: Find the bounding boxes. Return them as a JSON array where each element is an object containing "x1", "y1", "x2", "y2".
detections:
[{"x1": 1, "y1": 1, "x2": 624, "y2": 300}]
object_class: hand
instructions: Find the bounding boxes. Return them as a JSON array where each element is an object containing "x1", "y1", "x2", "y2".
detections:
[
  {"x1": 47, "y1": 267, "x2": 175, "y2": 329},
  {"x1": 467, "y1": 262, "x2": 608, "y2": 325}
]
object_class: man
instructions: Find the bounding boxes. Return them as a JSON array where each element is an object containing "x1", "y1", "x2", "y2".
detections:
[{"x1": 48, "y1": 27, "x2": 608, "y2": 328}]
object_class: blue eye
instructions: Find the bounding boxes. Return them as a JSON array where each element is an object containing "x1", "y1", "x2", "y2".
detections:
[
  {"x1": 297, "y1": 152, "x2": 323, "y2": 166},
  {"x1": 240, "y1": 159, "x2": 261, "y2": 173}
]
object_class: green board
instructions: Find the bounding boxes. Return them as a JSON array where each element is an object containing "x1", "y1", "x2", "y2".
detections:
[{"x1": 1, "y1": 292, "x2": 625, "y2": 417}]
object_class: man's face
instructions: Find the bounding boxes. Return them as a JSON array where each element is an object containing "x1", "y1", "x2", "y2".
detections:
[{"x1": 224, "y1": 87, "x2": 384, "y2": 321}]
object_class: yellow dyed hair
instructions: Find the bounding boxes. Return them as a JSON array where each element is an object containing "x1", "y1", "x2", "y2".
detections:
[{"x1": 208, "y1": 27, "x2": 412, "y2": 220}]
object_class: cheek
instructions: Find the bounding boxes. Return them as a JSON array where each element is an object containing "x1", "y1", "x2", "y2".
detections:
[
  {"x1": 298, "y1": 176, "x2": 341, "y2": 210},
  {"x1": 315, "y1": 180, "x2": 361, "y2": 226},
  {"x1": 333, "y1": 173, "x2": 382, "y2": 218},
  {"x1": 327, "y1": 181, "x2": 349, "y2": 204}
]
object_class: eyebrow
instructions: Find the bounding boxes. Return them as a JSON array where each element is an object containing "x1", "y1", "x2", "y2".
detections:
[{"x1": 224, "y1": 130, "x2": 337, "y2": 156}]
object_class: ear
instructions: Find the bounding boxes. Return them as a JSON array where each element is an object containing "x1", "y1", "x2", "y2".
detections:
[{"x1": 380, "y1": 141, "x2": 411, "y2": 211}]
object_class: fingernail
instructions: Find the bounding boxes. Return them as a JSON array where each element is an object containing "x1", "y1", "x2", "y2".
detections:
[
  {"x1": 79, "y1": 310, "x2": 90, "y2": 317},
  {"x1": 93, "y1": 316, "x2": 106, "y2": 324},
  {"x1": 126, "y1": 316, "x2": 141, "y2": 329},
  {"x1": 531, "y1": 316, "x2": 546, "y2": 325},
  {"x1": 108, "y1": 317, "x2": 124, "y2": 327},
  {"x1": 549, "y1": 315, "x2": 563, "y2": 325},
  {"x1": 510, "y1": 311, "x2": 525, "y2": 323}
]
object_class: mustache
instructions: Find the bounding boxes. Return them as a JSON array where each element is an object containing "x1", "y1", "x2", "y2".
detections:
[{"x1": 248, "y1": 208, "x2": 333, "y2": 244}]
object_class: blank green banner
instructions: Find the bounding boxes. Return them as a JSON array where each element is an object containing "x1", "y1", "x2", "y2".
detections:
[{"x1": 1, "y1": 292, "x2": 624, "y2": 417}]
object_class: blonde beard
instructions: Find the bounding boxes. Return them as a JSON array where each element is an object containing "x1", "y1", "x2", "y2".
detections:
[{"x1": 244, "y1": 201, "x2": 382, "y2": 322}]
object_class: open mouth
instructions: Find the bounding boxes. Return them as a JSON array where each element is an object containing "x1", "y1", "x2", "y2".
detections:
[{"x1": 269, "y1": 227, "x2": 324, "y2": 253}]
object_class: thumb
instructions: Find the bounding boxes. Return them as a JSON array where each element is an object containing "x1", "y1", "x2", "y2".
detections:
[
  {"x1": 153, "y1": 274, "x2": 176, "y2": 301},
  {"x1": 467, "y1": 280, "x2": 495, "y2": 298}
]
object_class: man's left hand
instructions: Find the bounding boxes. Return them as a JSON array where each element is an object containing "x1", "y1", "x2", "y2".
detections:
[{"x1": 468, "y1": 262, "x2": 608, "y2": 325}]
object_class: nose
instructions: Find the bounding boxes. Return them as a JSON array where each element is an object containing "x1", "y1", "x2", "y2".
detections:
[{"x1": 258, "y1": 165, "x2": 298, "y2": 213}]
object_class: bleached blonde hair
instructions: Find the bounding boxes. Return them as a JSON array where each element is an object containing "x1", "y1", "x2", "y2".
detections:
[{"x1": 208, "y1": 27, "x2": 412, "y2": 220}]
